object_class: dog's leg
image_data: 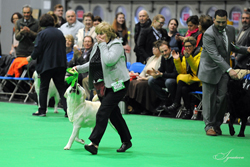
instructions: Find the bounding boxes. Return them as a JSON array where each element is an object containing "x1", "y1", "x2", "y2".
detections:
[
  {"x1": 64, "y1": 125, "x2": 81, "y2": 150},
  {"x1": 238, "y1": 117, "x2": 247, "y2": 137},
  {"x1": 54, "y1": 96, "x2": 59, "y2": 113},
  {"x1": 74, "y1": 130, "x2": 85, "y2": 144},
  {"x1": 229, "y1": 115, "x2": 235, "y2": 136}
]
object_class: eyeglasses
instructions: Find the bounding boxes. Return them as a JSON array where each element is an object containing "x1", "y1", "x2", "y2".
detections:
[
  {"x1": 184, "y1": 45, "x2": 193, "y2": 48},
  {"x1": 156, "y1": 20, "x2": 165, "y2": 25}
]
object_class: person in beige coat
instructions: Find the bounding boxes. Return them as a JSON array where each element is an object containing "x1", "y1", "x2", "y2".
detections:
[{"x1": 76, "y1": 12, "x2": 97, "y2": 48}]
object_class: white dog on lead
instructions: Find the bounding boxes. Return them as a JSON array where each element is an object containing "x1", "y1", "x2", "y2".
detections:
[
  {"x1": 33, "y1": 71, "x2": 60, "y2": 113},
  {"x1": 64, "y1": 83, "x2": 101, "y2": 150}
]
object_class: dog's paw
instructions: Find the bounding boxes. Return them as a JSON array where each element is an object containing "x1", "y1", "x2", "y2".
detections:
[
  {"x1": 64, "y1": 146, "x2": 70, "y2": 150},
  {"x1": 54, "y1": 110, "x2": 58, "y2": 113},
  {"x1": 75, "y1": 138, "x2": 85, "y2": 144}
]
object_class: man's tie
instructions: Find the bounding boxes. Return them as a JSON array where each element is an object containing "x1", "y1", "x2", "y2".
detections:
[{"x1": 221, "y1": 30, "x2": 228, "y2": 52}]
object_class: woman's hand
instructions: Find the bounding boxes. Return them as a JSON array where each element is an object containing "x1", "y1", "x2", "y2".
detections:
[
  {"x1": 123, "y1": 44, "x2": 131, "y2": 53},
  {"x1": 172, "y1": 50, "x2": 180, "y2": 60},
  {"x1": 96, "y1": 34, "x2": 107, "y2": 44},
  {"x1": 137, "y1": 76, "x2": 147, "y2": 81},
  {"x1": 183, "y1": 50, "x2": 190, "y2": 58}
]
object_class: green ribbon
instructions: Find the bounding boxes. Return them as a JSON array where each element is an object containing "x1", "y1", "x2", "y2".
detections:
[{"x1": 66, "y1": 68, "x2": 79, "y2": 87}]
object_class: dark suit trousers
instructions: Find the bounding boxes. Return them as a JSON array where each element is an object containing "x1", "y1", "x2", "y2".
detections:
[
  {"x1": 89, "y1": 80, "x2": 132, "y2": 145},
  {"x1": 202, "y1": 73, "x2": 229, "y2": 131},
  {"x1": 38, "y1": 67, "x2": 67, "y2": 114}
]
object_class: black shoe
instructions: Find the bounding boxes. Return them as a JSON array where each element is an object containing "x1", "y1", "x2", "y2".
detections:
[
  {"x1": 84, "y1": 144, "x2": 98, "y2": 155},
  {"x1": 130, "y1": 109, "x2": 141, "y2": 114},
  {"x1": 181, "y1": 109, "x2": 192, "y2": 119},
  {"x1": 32, "y1": 112, "x2": 46, "y2": 117},
  {"x1": 141, "y1": 110, "x2": 151, "y2": 115},
  {"x1": 117, "y1": 141, "x2": 132, "y2": 152},
  {"x1": 65, "y1": 113, "x2": 68, "y2": 118},
  {"x1": 155, "y1": 105, "x2": 166, "y2": 112},
  {"x1": 165, "y1": 103, "x2": 181, "y2": 113}
]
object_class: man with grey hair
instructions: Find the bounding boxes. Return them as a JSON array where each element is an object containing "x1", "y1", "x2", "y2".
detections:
[
  {"x1": 59, "y1": 10, "x2": 84, "y2": 41},
  {"x1": 234, "y1": 11, "x2": 250, "y2": 68},
  {"x1": 134, "y1": 10, "x2": 152, "y2": 63},
  {"x1": 15, "y1": 4, "x2": 40, "y2": 57}
]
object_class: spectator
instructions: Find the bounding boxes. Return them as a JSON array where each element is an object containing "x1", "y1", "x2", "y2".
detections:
[
  {"x1": 68, "y1": 36, "x2": 94, "y2": 97},
  {"x1": 28, "y1": 14, "x2": 67, "y2": 117},
  {"x1": 176, "y1": 15, "x2": 201, "y2": 55},
  {"x1": 93, "y1": 16, "x2": 102, "y2": 27},
  {"x1": 112, "y1": 12, "x2": 131, "y2": 53},
  {"x1": 137, "y1": 14, "x2": 170, "y2": 64},
  {"x1": 197, "y1": 15, "x2": 213, "y2": 47},
  {"x1": 234, "y1": 11, "x2": 250, "y2": 69},
  {"x1": 76, "y1": 12, "x2": 96, "y2": 48},
  {"x1": 127, "y1": 40, "x2": 162, "y2": 115},
  {"x1": 9, "y1": 12, "x2": 23, "y2": 56},
  {"x1": 53, "y1": 4, "x2": 66, "y2": 27},
  {"x1": 166, "y1": 36, "x2": 202, "y2": 119},
  {"x1": 7, "y1": 4, "x2": 40, "y2": 77},
  {"x1": 148, "y1": 41, "x2": 178, "y2": 115},
  {"x1": 168, "y1": 18, "x2": 182, "y2": 53},
  {"x1": 65, "y1": 34, "x2": 74, "y2": 62},
  {"x1": 59, "y1": 10, "x2": 84, "y2": 41},
  {"x1": 0, "y1": 25, "x2": 1, "y2": 55},
  {"x1": 134, "y1": 10, "x2": 152, "y2": 63}
]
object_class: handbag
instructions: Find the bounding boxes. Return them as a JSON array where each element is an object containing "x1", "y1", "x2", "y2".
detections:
[{"x1": 93, "y1": 81, "x2": 106, "y2": 97}]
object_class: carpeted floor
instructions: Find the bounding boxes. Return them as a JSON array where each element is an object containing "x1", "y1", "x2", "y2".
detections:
[{"x1": 0, "y1": 101, "x2": 249, "y2": 167}]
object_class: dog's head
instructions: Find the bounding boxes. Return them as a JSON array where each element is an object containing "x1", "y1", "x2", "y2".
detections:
[{"x1": 64, "y1": 83, "x2": 87, "y2": 102}]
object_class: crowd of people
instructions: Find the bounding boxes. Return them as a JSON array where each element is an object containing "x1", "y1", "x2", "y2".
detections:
[{"x1": 1, "y1": 3, "x2": 250, "y2": 154}]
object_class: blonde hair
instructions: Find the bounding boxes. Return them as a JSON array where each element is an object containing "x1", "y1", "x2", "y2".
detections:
[
  {"x1": 65, "y1": 34, "x2": 74, "y2": 47},
  {"x1": 95, "y1": 21, "x2": 117, "y2": 41},
  {"x1": 183, "y1": 36, "x2": 197, "y2": 46}
]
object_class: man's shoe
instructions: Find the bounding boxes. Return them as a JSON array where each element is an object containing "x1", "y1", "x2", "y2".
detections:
[
  {"x1": 206, "y1": 128, "x2": 217, "y2": 136},
  {"x1": 155, "y1": 105, "x2": 166, "y2": 112},
  {"x1": 181, "y1": 109, "x2": 192, "y2": 119},
  {"x1": 65, "y1": 113, "x2": 68, "y2": 118},
  {"x1": 32, "y1": 112, "x2": 46, "y2": 117},
  {"x1": 117, "y1": 141, "x2": 132, "y2": 152},
  {"x1": 165, "y1": 103, "x2": 181, "y2": 113},
  {"x1": 215, "y1": 127, "x2": 222, "y2": 135},
  {"x1": 84, "y1": 144, "x2": 98, "y2": 155},
  {"x1": 141, "y1": 110, "x2": 151, "y2": 115}
]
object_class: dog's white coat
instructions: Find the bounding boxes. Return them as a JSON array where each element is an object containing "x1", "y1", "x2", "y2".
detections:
[
  {"x1": 33, "y1": 71, "x2": 60, "y2": 113},
  {"x1": 64, "y1": 83, "x2": 101, "y2": 150}
]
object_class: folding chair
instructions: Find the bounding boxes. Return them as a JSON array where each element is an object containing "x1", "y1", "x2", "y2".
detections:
[
  {"x1": 190, "y1": 91, "x2": 202, "y2": 119},
  {"x1": 0, "y1": 66, "x2": 34, "y2": 102}
]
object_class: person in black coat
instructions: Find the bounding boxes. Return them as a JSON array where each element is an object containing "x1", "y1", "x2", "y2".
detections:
[
  {"x1": 134, "y1": 10, "x2": 152, "y2": 63},
  {"x1": 28, "y1": 14, "x2": 67, "y2": 117},
  {"x1": 137, "y1": 14, "x2": 170, "y2": 64}
]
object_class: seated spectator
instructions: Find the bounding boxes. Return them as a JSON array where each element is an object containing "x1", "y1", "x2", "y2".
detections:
[
  {"x1": 65, "y1": 34, "x2": 74, "y2": 62},
  {"x1": 9, "y1": 12, "x2": 23, "y2": 56},
  {"x1": 93, "y1": 16, "x2": 102, "y2": 27},
  {"x1": 68, "y1": 35, "x2": 94, "y2": 93},
  {"x1": 168, "y1": 18, "x2": 182, "y2": 53},
  {"x1": 76, "y1": 12, "x2": 97, "y2": 48},
  {"x1": 148, "y1": 41, "x2": 178, "y2": 114},
  {"x1": 126, "y1": 40, "x2": 162, "y2": 115},
  {"x1": 165, "y1": 36, "x2": 202, "y2": 119}
]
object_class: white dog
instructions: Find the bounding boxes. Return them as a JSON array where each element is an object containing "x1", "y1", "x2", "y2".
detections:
[
  {"x1": 64, "y1": 83, "x2": 101, "y2": 150},
  {"x1": 33, "y1": 71, "x2": 60, "y2": 113}
]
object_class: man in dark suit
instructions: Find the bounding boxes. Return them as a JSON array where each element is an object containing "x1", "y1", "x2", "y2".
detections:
[
  {"x1": 28, "y1": 14, "x2": 67, "y2": 117},
  {"x1": 198, "y1": 9, "x2": 250, "y2": 136},
  {"x1": 234, "y1": 11, "x2": 250, "y2": 68},
  {"x1": 137, "y1": 14, "x2": 170, "y2": 64}
]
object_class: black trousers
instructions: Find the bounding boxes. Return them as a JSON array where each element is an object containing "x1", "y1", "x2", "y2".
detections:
[
  {"x1": 89, "y1": 80, "x2": 132, "y2": 145},
  {"x1": 174, "y1": 80, "x2": 202, "y2": 110},
  {"x1": 38, "y1": 67, "x2": 67, "y2": 114}
]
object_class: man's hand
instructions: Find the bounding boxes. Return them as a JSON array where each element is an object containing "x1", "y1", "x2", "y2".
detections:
[
  {"x1": 247, "y1": 47, "x2": 250, "y2": 53},
  {"x1": 147, "y1": 68, "x2": 162, "y2": 79},
  {"x1": 229, "y1": 69, "x2": 239, "y2": 80},
  {"x1": 20, "y1": 26, "x2": 30, "y2": 34}
]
